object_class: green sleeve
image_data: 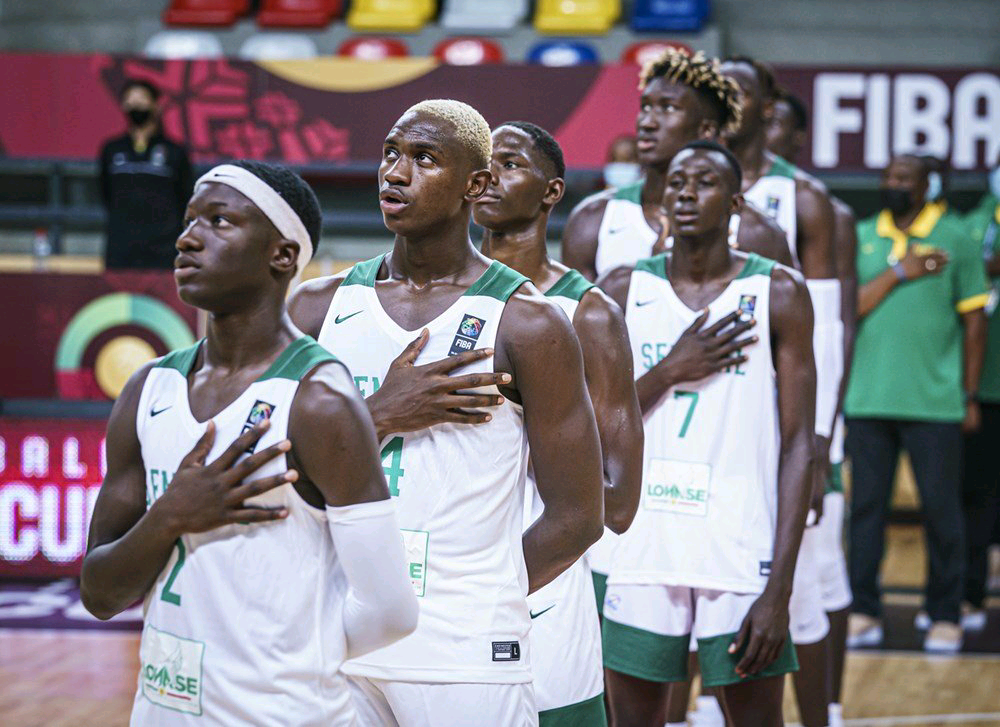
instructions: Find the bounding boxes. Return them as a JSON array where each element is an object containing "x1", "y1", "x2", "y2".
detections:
[{"x1": 951, "y1": 221, "x2": 991, "y2": 313}]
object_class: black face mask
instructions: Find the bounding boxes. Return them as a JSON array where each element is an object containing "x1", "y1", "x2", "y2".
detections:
[
  {"x1": 126, "y1": 108, "x2": 153, "y2": 127},
  {"x1": 880, "y1": 188, "x2": 913, "y2": 215}
]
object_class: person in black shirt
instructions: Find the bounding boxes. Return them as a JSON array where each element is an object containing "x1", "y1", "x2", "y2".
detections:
[{"x1": 98, "y1": 79, "x2": 192, "y2": 270}]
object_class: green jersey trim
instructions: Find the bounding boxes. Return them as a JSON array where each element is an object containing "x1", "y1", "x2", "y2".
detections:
[
  {"x1": 258, "y1": 336, "x2": 338, "y2": 382},
  {"x1": 156, "y1": 343, "x2": 201, "y2": 374},
  {"x1": 613, "y1": 179, "x2": 643, "y2": 204},
  {"x1": 546, "y1": 269, "x2": 595, "y2": 302},
  {"x1": 767, "y1": 155, "x2": 798, "y2": 179},
  {"x1": 342, "y1": 255, "x2": 384, "y2": 287},
  {"x1": 156, "y1": 337, "x2": 335, "y2": 382},
  {"x1": 463, "y1": 260, "x2": 529, "y2": 302},
  {"x1": 602, "y1": 617, "x2": 690, "y2": 683},
  {"x1": 633, "y1": 253, "x2": 669, "y2": 280},
  {"x1": 734, "y1": 253, "x2": 776, "y2": 280},
  {"x1": 538, "y1": 693, "x2": 607, "y2": 727}
]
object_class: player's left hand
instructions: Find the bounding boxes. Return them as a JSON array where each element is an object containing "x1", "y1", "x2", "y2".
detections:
[{"x1": 729, "y1": 589, "x2": 790, "y2": 678}]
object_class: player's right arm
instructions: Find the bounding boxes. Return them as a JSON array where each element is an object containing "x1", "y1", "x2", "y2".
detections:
[
  {"x1": 561, "y1": 193, "x2": 612, "y2": 281},
  {"x1": 597, "y1": 264, "x2": 758, "y2": 415},
  {"x1": 288, "y1": 276, "x2": 508, "y2": 440},
  {"x1": 290, "y1": 363, "x2": 418, "y2": 658},
  {"x1": 738, "y1": 204, "x2": 796, "y2": 267},
  {"x1": 80, "y1": 365, "x2": 291, "y2": 620}
]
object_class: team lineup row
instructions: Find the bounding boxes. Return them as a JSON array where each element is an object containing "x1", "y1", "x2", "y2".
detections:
[{"x1": 80, "y1": 49, "x2": 859, "y2": 727}]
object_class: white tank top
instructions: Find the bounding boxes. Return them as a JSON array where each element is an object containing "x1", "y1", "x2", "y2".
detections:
[
  {"x1": 594, "y1": 181, "x2": 659, "y2": 278},
  {"x1": 744, "y1": 156, "x2": 798, "y2": 265},
  {"x1": 610, "y1": 253, "x2": 781, "y2": 594},
  {"x1": 130, "y1": 337, "x2": 356, "y2": 727},
  {"x1": 323, "y1": 255, "x2": 534, "y2": 684}
]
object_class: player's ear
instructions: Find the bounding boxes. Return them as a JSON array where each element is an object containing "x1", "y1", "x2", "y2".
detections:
[
  {"x1": 762, "y1": 95, "x2": 776, "y2": 122},
  {"x1": 272, "y1": 239, "x2": 299, "y2": 277},
  {"x1": 730, "y1": 192, "x2": 745, "y2": 216},
  {"x1": 697, "y1": 118, "x2": 719, "y2": 140},
  {"x1": 542, "y1": 177, "x2": 565, "y2": 208},
  {"x1": 465, "y1": 168, "x2": 492, "y2": 201}
]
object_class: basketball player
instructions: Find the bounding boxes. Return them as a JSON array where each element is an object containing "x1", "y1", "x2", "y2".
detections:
[
  {"x1": 598, "y1": 141, "x2": 816, "y2": 727},
  {"x1": 471, "y1": 120, "x2": 644, "y2": 725},
  {"x1": 561, "y1": 48, "x2": 792, "y2": 284},
  {"x1": 288, "y1": 100, "x2": 605, "y2": 727},
  {"x1": 80, "y1": 161, "x2": 419, "y2": 726},
  {"x1": 767, "y1": 89, "x2": 858, "y2": 727}
]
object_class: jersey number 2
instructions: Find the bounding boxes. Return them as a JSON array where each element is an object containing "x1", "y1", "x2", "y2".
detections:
[
  {"x1": 380, "y1": 437, "x2": 405, "y2": 496},
  {"x1": 160, "y1": 539, "x2": 186, "y2": 606},
  {"x1": 674, "y1": 390, "x2": 699, "y2": 438}
]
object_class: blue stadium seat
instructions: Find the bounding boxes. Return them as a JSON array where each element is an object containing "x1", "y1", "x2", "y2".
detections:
[
  {"x1": 631, "y1": 0, "x2": 710, "y2": 33},
  {"x1": 527, "y1": 41, "x2": 600, "y2": 66}
]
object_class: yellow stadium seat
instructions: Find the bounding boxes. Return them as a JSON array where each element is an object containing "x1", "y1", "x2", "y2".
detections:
[
  {"x1": 347, "y1": 0, "x2": 435, "y2": 32},
  {"x1": 534, "y1": 0, "x2": 620, "y2": 34}
]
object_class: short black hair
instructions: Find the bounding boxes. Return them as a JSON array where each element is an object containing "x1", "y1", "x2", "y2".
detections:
[
  {"x1": 498, "y1": 121, "x2": 565, "y2": 179},
  {"x1": 724, "y1": 55, "x2": 777, "y2": 100},
  {"x1": 231, "y1": 160, "x2": 322, "y2": 249},
  {"x1": 119, "y1": 79, "x2": 161, "y2": 103},
  {"x1": 775, "y1": 88, "x2": 808, "y2": 131},
  {"x1": 677, "y1": 140, "x2": 743, "y2": 190}
]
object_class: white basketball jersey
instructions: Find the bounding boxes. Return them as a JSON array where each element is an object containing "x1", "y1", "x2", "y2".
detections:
[
  {"x1": 744, "y1": 156, "x2": 798, "y2": 265},
  {"x1": 131, "y1": 337, "x2": 356, "y2": 727},
  {"x1": 322, "y1": 255, "x2": 533, "y2": 685},
  {"x1": 595, "y1": 181, "x2": 659, "y2": 278},
  {"x1": 610, "y1": 253, "x2": 781, "y2": 594},
  {"x1": 522, "y1": 269, "x2": 604, "y2": 711}
]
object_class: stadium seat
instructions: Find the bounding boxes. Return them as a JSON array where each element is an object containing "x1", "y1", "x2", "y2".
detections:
[
  {"x1": 621, "y1": 40, "x2": 693, "y2": 66},
  {"x1": 440, "y1": 0, "x2": 527, "y2": 32},
  {"x1": 347, "y1": 0, "x2": 434, "y2": 33},
  {"x1": 144, "y1": 31, "x2": 225, "y2": 58},
  {"x1": 238, "y1": 34, "x2": 319, "y2": 60},
  {"x1": 631, "y1": 0, "x2": 710, "y2": 32},
  {"x1": 433, "y1": 38, "x2": 504, "y2": 65},
  {"x1": 256, "y1": 0, "x2": 343, "y2": 29},
  {"x1": 527, "y1": 41, "x2": 600, "y2": 66},
  {"x1": 534, "y1": 0, "x2": 620, "y2": 35},
  {"x1": 163, "y1": 0, "x2": 248, "y2": 27},
  {"x1": 338, "y1": 37, "x2": 410, "y2": 60}
]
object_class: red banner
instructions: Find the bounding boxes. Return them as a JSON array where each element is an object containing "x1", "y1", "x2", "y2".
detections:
[
  {"x1": 0, "y1": 419, "x2": 107, "y2": 577},
  {"x1": 1, "y1": 52, "x2": 996, "y2": 172}
]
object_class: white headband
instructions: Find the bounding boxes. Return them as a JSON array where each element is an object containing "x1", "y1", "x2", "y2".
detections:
[{"x1": 195, "y1": 164, "x2": 314, "y2": 279}]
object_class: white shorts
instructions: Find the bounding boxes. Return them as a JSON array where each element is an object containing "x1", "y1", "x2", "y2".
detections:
[
  {"x1": 346, "y1": 675, "x2": 537, "y2": 727},
  {"x1": 527, "y1": 558, "x2": 604, "y2": 714},
  {"x1": 602, "y1": 583, "x2": 798, "y2": 687},
  {"x1": 788, "y1": 525, "x2": 831, "y2": 645},
  {"x1": 816, "y1": 490, "x2": 852, "y2": 611}
]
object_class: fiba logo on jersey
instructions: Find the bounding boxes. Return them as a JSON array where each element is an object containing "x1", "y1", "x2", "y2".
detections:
[
  {"x1": 449, "y1": 314, "x2": 487, "y2": 356},
  {"x1": 241, "y1": 400, "x2": 276, "y2": 452},
  {"x1": 738, "y1": 294, "x2": 757, "y2": 322},
  {"x1": 766, "y1": 196, "x2": 780, "y2": 218}
]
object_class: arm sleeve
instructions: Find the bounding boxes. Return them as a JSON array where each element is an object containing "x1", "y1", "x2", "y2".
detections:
[
  {"x1": 326, "y1": 498, "x2": 419, "y2": 660},
  {"x1": 953, "y1": 227, "x2": 992, "y2": 314},
  {"x1": 806, "y1": 278, "x2": 844, "y2": 438}
]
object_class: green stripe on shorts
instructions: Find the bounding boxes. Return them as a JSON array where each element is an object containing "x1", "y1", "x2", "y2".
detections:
[
  {"x1": 539, "y1": 693, "x2": 607, "y2": 727},
  {"x1": 696, "y1": 631, "x2": 799, "y2": 687},
  {"x1": 602, "y1": 617, "x2": 689, "y2": 683},
  {"x1": 591, "y1": 571, "x2": 607, "y2": 615},
  {"x1": 826, "y1": 462, "x2": 844, "y2": 494}
]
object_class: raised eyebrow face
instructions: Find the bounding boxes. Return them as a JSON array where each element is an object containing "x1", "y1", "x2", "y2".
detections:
[{"x1": 383, "y1": 122, "x2": 454, "y2": 161}]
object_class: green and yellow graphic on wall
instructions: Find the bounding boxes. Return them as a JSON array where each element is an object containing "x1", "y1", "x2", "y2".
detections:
[{"x1": 55, "y1": 293, "x2": 195, "y2": 400}]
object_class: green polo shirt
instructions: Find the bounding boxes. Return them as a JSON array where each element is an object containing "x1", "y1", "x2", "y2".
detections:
[
  {"x1": 965, "y1": 194, "x2": 1000, "y2": 403},
  {"x1": 845, "y1": 203, "x2": 991, "y2": 421}
]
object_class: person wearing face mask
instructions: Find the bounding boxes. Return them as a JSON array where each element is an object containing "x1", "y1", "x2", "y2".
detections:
[
  {"x1": 958, "y1": 159, "x2": 1000, "y2": 633},
  {"x1": 98, "y1": 79, "x2": 192, "y2": 270},
  {"x1": 602, "y1": 134, "x2": 642, "y2": 190},
  {"x1": 844, "y1": 154, "x2": 990, "y2": 654}
]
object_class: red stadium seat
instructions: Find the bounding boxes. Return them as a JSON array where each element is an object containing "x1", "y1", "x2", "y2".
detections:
[
  {"x1": 163, "y1": 0, "x2": 249, "y2": 27},
  {"x1": 257, "y1": 0, "x2": 343, "y2": 28},
  {"x1": 621, "y1": 40, "x2": 693, "y2": 66},
  {"x1": 338, "y1": 37, "x2": 410, "y2": 60},
  {"x1": 433, "y1": 38, "x2": 505, "y2": 65}
]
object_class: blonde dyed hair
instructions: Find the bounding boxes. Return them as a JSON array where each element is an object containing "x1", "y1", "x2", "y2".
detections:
[
  {"x1": 638, "y1": 48, "x2": 742, "y2": 134},
  {"x1": 404, "y1": 99, "x2": 492, "y2": 169}
]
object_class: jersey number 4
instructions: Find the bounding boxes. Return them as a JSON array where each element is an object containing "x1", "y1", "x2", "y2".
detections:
[{"x1": 380, "y1": 436, "x2": 405, "y2": 496}]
